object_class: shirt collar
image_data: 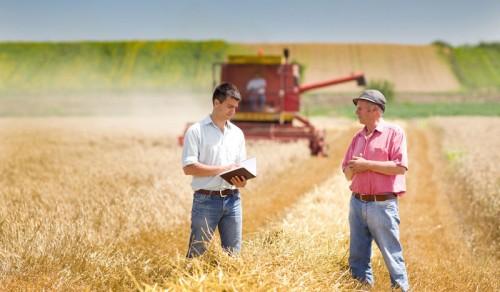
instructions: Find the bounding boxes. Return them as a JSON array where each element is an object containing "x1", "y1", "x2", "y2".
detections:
[
  {"x1": 202, "y1": 115, "x2": 233, "y2": 130},
  {"x1": 373, "y1": 120, "x2": 386, "y2": 133},
  {"x1": 358, "y1": 119, "x2": 386, "y2": 136}
]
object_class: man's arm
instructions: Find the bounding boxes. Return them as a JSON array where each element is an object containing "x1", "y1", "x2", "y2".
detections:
[
  {"x1": 348, "y1": 156, "x2": 406, "y2": 175},
  {"x1": 183, "y1": 163, "x2": 247, "y2": 188},
  {"x1": 343, "y1": 166, "x2": 355, "y2": 181},
  {"x1": 183, "y1": 162, "x2": 234, "y2": 177},
  {"x1": 341, "y1": 137, "x2": 356, "y2": 181}
]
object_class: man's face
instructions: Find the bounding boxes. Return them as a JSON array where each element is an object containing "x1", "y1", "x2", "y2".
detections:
[
  {"x1": 355, "y1": 100, "x2": 379, "y2": 124},
  {"x1": 213, "y1": 97, "x2": 239, "y2": 120}
]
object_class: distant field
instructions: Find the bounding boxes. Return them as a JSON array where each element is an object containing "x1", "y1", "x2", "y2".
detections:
[
  {"x1": 1, "y1": 41, "x2": 498, "y2": 96},
  {"x1": 235, "y1": 43, "x2": 460, "y2": 92},
  {"x1": 0, "y1": 40, "x2": 500, "y2": 98}
]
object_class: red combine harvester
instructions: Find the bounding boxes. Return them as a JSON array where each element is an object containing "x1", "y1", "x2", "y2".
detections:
[{"x1": 179, "y1": 48, "x2": 366, "y2": 156}]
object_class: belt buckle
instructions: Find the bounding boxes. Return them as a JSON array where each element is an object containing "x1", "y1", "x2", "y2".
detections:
[{"x1": 219, "y1": 189, "x2": 228, "y2": 198}]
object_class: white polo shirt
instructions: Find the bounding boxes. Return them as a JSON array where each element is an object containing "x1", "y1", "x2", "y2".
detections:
[{"x1": 182, "y1": 115, "x2": 246, "y2": 191}]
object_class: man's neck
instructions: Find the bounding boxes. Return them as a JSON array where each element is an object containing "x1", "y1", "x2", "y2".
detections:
[
  {"x1": 364, "y1": 118, "x2": 383, "y2": 135},
  {"x1": 210, "y1": 113, "x2": 227, "y2": 131}
]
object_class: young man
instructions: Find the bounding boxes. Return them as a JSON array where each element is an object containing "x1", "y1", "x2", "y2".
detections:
[
  {"x1": 182, "y1": 82, "x2": 247, "y2": 258},
  {"x1": 341, "y1": 89, "x2": 410, "y2": 291}
]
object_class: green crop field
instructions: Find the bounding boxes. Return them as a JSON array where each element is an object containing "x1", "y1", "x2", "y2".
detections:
[
  {"x1": 0, "y1": 40, "x2": 230, "y2": 94},
  {"x1": 450, "y1": 43, "x2": 500, "y2": 92}
]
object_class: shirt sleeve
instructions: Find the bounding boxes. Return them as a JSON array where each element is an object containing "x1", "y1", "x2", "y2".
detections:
[
  {"x1": 341, "y1": 137, "x2": 356, "y2": 171},
  {"x1": 390, "y1": 128, "x2": 408, "y2": 170},
  {"x1": 181, "y1": 126, "x2": 200, "y2": 167}
]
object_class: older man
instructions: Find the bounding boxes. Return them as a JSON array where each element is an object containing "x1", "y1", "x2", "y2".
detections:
[{"x1": 341, "y1": 90, "x2": 410, "y2": 291}]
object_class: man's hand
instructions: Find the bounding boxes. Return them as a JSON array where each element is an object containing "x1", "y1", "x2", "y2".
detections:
[
  {"x1": 225, "y1": 163, "x2": 240, "y2": 172},
  {"x1": 230, "y1": 176, "x2": 247, "y2": 188},
  {"x1": 348, "y1": 156, "x2": 371, "y2": 174}
]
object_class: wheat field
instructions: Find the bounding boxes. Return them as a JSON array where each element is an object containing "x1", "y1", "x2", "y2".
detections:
[
  {"x1": 0, "y1": 117, "x2": 310, "y2": 289},
  {"x1": 0, "y1": 116, "x2": 498, "y2": 291}
]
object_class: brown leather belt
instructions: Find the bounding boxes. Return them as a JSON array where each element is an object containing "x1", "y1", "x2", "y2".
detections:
[
  {"x1": 196, "y1": 189, "x2": 238, "y2": 197},
  {"x1": 353, "y1": 192, "x2": 397, "y2": 202}
]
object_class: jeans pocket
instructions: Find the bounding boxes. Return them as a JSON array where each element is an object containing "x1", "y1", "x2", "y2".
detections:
[
  {"x1": 192, "y1": 193, "x2": 216, "y2": 211},
  {"x1": 193, "y1": 193, "x2": 206, "y2": 201}
]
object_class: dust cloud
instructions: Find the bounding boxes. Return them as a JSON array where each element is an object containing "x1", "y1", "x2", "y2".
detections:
[{"x1": 0, "y1": 90, "x2": 212, "y2": 135}]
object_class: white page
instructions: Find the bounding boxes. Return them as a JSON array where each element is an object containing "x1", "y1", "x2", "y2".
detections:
[{"x1": 241, "y1": 157, "x2": 257, "y2": 176}]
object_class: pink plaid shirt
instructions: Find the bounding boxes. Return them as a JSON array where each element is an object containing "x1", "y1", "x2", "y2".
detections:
[{"x1": 342, "y1": 121, "x2": 408, "y2": 195}]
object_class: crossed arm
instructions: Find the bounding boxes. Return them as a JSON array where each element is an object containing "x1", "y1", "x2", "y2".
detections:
[{"x1": 343, "y1": 156, "x2": 407, "y2": 180}]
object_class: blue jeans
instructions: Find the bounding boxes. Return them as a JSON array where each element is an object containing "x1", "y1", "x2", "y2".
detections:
[
  {"x1": 186, "y1": 191, "x2": 242, "y2": 258},
  {"x1": 348, "y1": 195, "x2": 409, "y2": 291}
]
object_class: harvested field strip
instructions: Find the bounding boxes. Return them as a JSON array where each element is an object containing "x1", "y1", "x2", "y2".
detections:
[
  {"x1": 243, "y1": 127, "x2": 356, "y2": 233},
  {"x1": 148, "y1": 170, "x2": 359, "y2": 290}
]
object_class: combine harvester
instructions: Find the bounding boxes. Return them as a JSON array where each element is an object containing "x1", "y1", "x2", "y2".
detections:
[{"x1": 179, "y1": 49, "x2": 366, "y2": 156}]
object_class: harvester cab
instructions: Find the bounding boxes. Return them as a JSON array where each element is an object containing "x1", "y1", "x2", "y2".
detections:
[{"x1": 180, "y1": 48, "x2": 366, "y2": 156}]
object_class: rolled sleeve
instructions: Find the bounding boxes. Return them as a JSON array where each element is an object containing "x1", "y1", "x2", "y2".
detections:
[
  {"x1": 390, "y1": 129, "x2": 408, "y2": 170},
  {"x1": 182, "y1": 126, "x2": 200, "y2": 167}
]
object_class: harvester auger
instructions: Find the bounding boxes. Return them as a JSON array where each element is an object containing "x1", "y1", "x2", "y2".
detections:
[{"x1": 179, "y1": 48, "x2": 366, "y2": 156}]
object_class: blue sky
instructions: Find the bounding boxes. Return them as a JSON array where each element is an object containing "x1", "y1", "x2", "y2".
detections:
[{"x1": 1, "y1": 0, "x2": 499, "y2": 45}]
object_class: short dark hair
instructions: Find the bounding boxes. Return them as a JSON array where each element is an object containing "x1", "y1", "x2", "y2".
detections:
[{"x1": 212, "y1": 82, "x2": 241, "y2": 104}]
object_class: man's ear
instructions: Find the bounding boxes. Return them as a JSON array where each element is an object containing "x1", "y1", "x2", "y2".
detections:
[{"x1": 213, "y1": 99, "x2": 220, "y2": 106}]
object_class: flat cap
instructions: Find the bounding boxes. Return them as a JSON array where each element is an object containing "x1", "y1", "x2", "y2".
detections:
[{"x1": 353, "y1": 89, "x2": 386, "y2": 112}]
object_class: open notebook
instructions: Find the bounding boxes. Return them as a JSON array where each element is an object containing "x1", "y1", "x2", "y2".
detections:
[{"x1": 219, "y1": 157, "x2": 257, "y2": 185}]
